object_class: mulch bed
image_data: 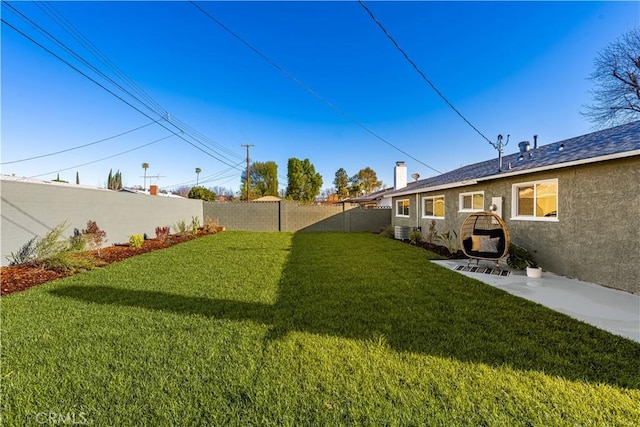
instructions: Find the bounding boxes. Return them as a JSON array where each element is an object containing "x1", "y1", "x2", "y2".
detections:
[
  {"x1": 416, "y1": 241, "x2": 467, "y2": 259},
  {"x1": 1, "y1": 232, "x2": 213, "y2": 296}
]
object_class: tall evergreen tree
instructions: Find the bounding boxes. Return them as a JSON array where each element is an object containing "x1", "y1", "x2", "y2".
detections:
[
  {"x1": 107, "y1": 169, "x2": 123, "y2": 190},
  {"x1": 333, "y1": 168, "x2": 350, "y2": 199},
  {"x1": 285, "y1": 158, "x2": 322, "y2": 203}
]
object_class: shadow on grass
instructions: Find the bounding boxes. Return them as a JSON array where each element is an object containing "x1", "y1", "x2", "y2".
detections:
[{"x1": 50, "y1": 233, "x2": 640, "y2": 390}]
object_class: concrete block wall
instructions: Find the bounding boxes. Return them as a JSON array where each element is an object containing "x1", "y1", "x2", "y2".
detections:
[
  {"x1": 204, "y1": 201, "x2": 391, "y2": 233},
  {"x1": 204, "y1": 202, "x2": 279, "y2": 231},
  {"x1": 1, "y1": 178, "x2": 203, "y2": 266}
]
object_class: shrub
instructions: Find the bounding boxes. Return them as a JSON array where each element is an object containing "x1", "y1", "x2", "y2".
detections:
[
  {"x1": 380, "y1": 224, "x2": 394, "y2": 239},
  {"x1": 187, "y1": 186, "x2": 216, "y2": 201},
  {"x1": 82, "y1": 220, "x2": 107, "y2": 255},
  {"x1": 155, "y1": 226, "x2": 170, "y2": 242},
  {"x1": 6, "y1": 222, "x2": 96, "y2": 272},
  {"x1": 129, "y1": 234, "x2": 144, "y2": 248},
  {"x1": 190, "y1": 216, "x2": 200, "y2": 235},
  {"x1": 69, "y1": 228, "x2": 86, "y2": 251},
  {"x1": 436, "y1": 229, "x2": 459, "y2": 255},
  {"x1": 173, "y1": 219, "x2": 187, "y2": 235},
  {"x1": 6, "y1": 237, "x2": 38, "y2": 266},
  {"x1": 409, "y1": 229, "x2": 422, "y2": 245},
  {"x1": 426, "y1": 220, "x2": 438, "y2": 244},
  {"x1": 203, "y1": 217, "x2": 220, "y2": 233}
]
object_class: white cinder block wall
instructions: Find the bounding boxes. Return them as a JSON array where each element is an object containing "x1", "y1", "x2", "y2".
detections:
[{"x1": 0, "y1": 178, "x2": 203, "y2": 266}]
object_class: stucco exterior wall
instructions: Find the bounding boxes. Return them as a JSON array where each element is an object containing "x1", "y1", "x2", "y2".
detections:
[
  {"x1": 1, "y1": 179, "x2": 203, "y2": 266},
  {"x1": 391, "y1": 157, "x2": 639, "y2": 294}
]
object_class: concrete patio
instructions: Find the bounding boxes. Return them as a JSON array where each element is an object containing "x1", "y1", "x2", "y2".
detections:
[{"x1": 433, "y1": 260, "x2": 640, "y2": 343}]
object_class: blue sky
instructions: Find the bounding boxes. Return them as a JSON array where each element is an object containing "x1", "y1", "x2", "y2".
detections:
[{"x1": 2, "y1": 1, "x2": 638, "y2": 194}]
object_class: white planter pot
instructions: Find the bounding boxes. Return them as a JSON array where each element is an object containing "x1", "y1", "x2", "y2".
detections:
[{"x1": 526, "y1": 267, "x2": 542, "y2": 278}]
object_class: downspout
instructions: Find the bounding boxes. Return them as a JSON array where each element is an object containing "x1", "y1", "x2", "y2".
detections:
[{"x1": 415, "y1": 193, "x2": 420, "y2": 231}]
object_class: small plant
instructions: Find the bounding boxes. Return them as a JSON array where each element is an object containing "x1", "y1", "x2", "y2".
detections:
[
  {"x1": 409, "y1": 229, "x2": 422, "y2": 245},
  {"x1": 173, "y1": 219, "x2": 187, "y2": 235},
  {"x1": 507, "y1": 244, "x2": 537, "y2": 269},
  {"x1": 69, "y1": 228, "x2": 86, "y2": 251},
  {"x1": 82, "y1": 220, "x2": 107, "y2": 256},
  {"x1": 129, "y1": 234, "x2": 144, "y2": 248},
  {"x1": 155, "y1": 226, "x2": 170, "y2": 242},
  {"x1": 190, "y1": 216, "x2": 200, "y2": 235},
  {"x1": 6, "y1": 222, "x2": 96, "y2": 272},
  {"x1": 6, "y1": 237, "x2": 37, "y2": 266},
  {"x1": 436, "y1": 229, "x2": 459, "y2": 255},
  {"x1": 203, "y1": 217, "x2": 220, "y2": 233},
  {"x1": 380, "y1": 224, "x2": 394, "y2": 239},
  {"x1": 426, "y1": 220, "x2": 438, "y2": 244}
]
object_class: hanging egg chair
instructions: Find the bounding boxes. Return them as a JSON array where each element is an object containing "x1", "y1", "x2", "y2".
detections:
[{"x1": 460, "y1": 212, "x2": 511, "y2": 268}]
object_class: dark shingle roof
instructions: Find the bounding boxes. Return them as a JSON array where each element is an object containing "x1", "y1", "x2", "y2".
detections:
[{"x1": 387, "y1": 120, "x2": 640, "y2": 196}]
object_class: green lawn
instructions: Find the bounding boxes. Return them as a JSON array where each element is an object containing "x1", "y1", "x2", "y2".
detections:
[{"x1": 2, "y1": 231, "x2": 639, "y2": 426}]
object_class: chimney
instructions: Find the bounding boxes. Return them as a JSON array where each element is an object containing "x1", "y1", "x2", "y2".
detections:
[
  {"x1": 533, "y1": 135, "x2": 538, "y2": 149},
  {"x1": 394, "y1": 161, "x2": 407, "y2": 190}
]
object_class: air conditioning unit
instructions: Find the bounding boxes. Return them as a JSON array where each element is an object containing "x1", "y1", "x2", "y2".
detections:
[{"x1": 394, "y1": 226, "x2": 410, "y2": 240}]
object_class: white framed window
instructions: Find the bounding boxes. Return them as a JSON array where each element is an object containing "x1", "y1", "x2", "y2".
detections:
[
  {"x1": 511, "y1": 179, "x2": 558, "y2": 221},
  {"x1": 459, "y1": 191, "x2": 484, "y2": 212},
  {"x1": 396, "y1": 199, "x2": 410, "y2": 217},
  {"x1": 422, "y1": 195, "x2": 445, "y2": 218}
]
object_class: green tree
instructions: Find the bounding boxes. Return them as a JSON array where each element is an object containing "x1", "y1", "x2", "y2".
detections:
[
  {"x1": 240, "y1": 161, "x2": 279, "y2": 200},
  {"x1": 333, "y1": 168, "x2": 350, "y2": 199},
  {"x1": 107, "y1": 169, "x2": 122, "y2": 191},
  {"x1": 285, "y1": 158, "x2": 323, "y2": 203},
  {"x1": 142, "y1": 162, "x2": 149, "y2": 190},
  {"x1": 354, "y1": 167, "x2": 382, "y2": 194},
  {"x1": 188, "y1": 186, "x2": 216, "y2": 201},
  {"x1": 584, "y1": 28, "x2": 640, "y2": 127},
  {"x1": 52, "y1": 173, "x2": 68, "y2": 183}
]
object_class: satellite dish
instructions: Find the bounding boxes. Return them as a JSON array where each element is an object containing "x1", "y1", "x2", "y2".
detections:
[{"x1": 411, "y1": 173, "x2": 420, "y2": 182}]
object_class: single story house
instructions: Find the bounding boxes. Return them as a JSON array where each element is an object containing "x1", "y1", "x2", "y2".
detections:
[
  {"x1": 385, "y1": 121, "x2": 640, "y2": 294},
  {"x1": 342, "y1": 187, "x2": 394, "y2": 208}
]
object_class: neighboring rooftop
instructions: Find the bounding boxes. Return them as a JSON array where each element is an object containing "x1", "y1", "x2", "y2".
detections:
[
  {"x1": 343, "y1": 187, "x2": 394, "y2": 204},
  {"x1": 387, "y1": 120, "x2": 640, "y2": 197}
]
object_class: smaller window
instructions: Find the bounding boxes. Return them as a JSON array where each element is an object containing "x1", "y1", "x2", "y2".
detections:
[
  {"x1": 422, "y1": 196, "x2": 445, "y2": 218},
  {"x1": 511, "y1": 179, "x2": 558, "y2": 221},
  {"x1": 396, "y1": 199, "x2": 410, "y2": 217},
  {"x1": 459, "y1": 191, "x2": 484, "y2": 212}
]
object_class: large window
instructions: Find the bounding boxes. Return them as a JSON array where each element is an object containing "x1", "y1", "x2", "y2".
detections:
[
  {"x1": 396, "y1": 199, "x2": 410, "y2": 217},
  {"x1": 459, "y1": 191, "x2": 484, "y2": 212},
  {"x1": 512, "y1": 179, "x2": 558, "y2": 220},
  {"x1": 422, "y1": 196, "x2": 445, "y2": 218}
]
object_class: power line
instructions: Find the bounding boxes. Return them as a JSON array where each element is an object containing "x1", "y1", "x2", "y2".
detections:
[
  {"x1": 358, "y1": 0, "x2": 494, "y2": 146},
  {"x1": 161, "y1": 162, "x2": 244, "y2": 189},
  {"x1": 3, "y1": 2, "x2": 245, "y2": 170},
  {"x1": 28, "y1": 134, "x2": 175, "y2": 179},
  {"x1": 1, "y1": 15, "x2": 243, "y2": 171},
  {"x1": 1, "y1": 120, "x2": 158, "y2": 165},
  {"x1": 189, "y1": 1, "x2": 441, "y2": 174}
]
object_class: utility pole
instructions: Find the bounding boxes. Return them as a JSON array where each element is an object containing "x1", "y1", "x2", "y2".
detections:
[{"x1": 241, "y1": 144, "x2": 254, "y2": 201}]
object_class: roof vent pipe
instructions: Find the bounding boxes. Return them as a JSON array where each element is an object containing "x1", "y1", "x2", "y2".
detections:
[
  {"x1": 533, "y1": 135, "x2": 538, "y2": 149},
  {"x1": 518, "y1": 141, "x2": 530, "y2": 154}
]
